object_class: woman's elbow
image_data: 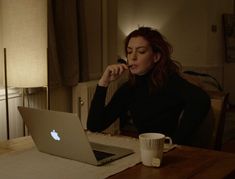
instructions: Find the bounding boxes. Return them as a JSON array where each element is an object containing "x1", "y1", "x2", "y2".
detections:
[
  {"x1": 87, "y1": 120, "x2": 98, "y2": 132},
  {"x1": 87, "y1": 119, "x2": 103, "y2": 132}
]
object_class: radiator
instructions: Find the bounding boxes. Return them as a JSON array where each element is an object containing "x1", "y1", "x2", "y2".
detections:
[
  {"x1": 0, "y1": 88, "x2": 23, "y2": 140},
  {"x1": 72, "y1": 78, "x2": 126, "y2": 135},
  {"x1": 0, "y1": 88, "x2": 46, "y2": 140}
]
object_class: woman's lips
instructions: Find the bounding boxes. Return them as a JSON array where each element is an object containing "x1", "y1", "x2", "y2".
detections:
[
  {"x1": 129, "y1": 64, "x2": 137, "y2": 69},
  {"x1": 116, "y1": 59, "x2": 136, "y2": 69}
]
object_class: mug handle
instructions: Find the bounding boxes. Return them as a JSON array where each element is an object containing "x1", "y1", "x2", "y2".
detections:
[
  {"x1": 165, "y1": 136, "x2": 172, "y2": 145},
  {"x1": 164, "y1": 136, "x2": 176, "y2": 152}
]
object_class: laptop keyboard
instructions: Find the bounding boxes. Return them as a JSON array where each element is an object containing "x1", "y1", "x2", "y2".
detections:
[{"x1": 93, "y1": 150, "x2": 115, "y2": 161}]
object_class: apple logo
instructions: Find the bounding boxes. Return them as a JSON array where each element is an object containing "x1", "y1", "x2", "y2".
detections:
[{"x1": 50, "y1": 129, "x2": 61, "y2": 141}]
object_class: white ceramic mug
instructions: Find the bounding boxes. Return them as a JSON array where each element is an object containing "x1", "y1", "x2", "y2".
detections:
[{"x1": 139, "y1": 133, "x2": 172, "y2": 167}]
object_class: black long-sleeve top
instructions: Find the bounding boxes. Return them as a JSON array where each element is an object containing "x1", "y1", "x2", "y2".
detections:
[{"x1": 87, "y1": 73, "x2": 211, "y2": 145}]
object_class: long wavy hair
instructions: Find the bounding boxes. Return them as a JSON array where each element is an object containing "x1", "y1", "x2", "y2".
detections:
[{"x1": 125, "y1": 27, "x2": 181, "y2": 91}]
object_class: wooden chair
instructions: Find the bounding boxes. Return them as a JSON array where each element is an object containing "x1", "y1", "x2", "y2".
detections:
[
  {"x1": 192, "y1": 91, "x2": 229, "y2": 150},
  {"x1": 208, "y1": 91, "x2": 229, "y2": 150},
  {"x1": 183, "y1": 73, "x2": 229, "y2": 150}
]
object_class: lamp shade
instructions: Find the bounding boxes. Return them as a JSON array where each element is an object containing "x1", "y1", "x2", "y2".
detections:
[{"x1": 1, "y1": 0, "x2": 47, "y2": 88}]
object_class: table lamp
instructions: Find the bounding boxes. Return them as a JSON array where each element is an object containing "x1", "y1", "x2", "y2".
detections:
[{"x1": 1, "y1": 0, "x2": 48, "y2": 138}]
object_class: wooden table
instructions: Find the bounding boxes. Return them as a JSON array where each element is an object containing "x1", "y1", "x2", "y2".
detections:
[
  {"x1": 0, "y1": 136, "x2": 235, "y2": 179},
  {"x1": 109, "y1": 145, "x2": 235, "y2": 179}
]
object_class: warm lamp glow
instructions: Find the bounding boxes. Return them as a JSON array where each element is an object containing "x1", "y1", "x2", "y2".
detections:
[{"x1": 1, "y1": 0, "x2": 47, "y2": 88}]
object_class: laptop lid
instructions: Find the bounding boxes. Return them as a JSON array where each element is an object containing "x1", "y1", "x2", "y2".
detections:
[{"x1": 18, "y1": 107, "x2": 133, "y2": 166}]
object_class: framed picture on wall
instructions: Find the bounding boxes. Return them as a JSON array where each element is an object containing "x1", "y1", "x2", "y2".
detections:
[{"x1": 223, "y1": 13, "x2": 235, "y2": 62}]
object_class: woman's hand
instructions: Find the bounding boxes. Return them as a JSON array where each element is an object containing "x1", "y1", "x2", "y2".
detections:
[{"x1": 98, "y1": 64, "x2": 128, "y2": 87}]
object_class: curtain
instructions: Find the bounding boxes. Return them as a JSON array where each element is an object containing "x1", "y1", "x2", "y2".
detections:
[{"x1": 48, "y1": 0, "x2": 88, "y2": 88}]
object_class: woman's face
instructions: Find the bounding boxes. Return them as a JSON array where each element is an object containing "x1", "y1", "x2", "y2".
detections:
[{"x1": 127, "y1": 36, "x2": 158, "y2": 75}]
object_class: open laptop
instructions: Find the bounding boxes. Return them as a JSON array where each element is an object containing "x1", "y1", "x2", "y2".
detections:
[{"x1": 18, "y1": 106, "x2": 134, "y2": 166}]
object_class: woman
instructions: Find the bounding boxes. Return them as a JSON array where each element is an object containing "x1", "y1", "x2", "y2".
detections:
[{"x1": 87, "y1": 27, "x2": 210, "y2": 145}]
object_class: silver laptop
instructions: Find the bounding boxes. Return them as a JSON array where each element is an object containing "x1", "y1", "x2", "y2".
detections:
[{"x1": 18, "y1": 106, "x2": 134, "y2": 166}]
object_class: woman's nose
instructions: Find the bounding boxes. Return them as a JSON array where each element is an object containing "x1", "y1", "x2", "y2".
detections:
[{"x1": 130, "y1": 52, "x2": 137, "y2": 61}]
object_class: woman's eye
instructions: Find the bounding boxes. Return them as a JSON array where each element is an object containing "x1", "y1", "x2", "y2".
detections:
[
  {"x1": 127, "y1": 51, "x2": 132, "y2": 54},
  {"x1": 138, "y1": 50, "x2": 146, "y2": 54}
]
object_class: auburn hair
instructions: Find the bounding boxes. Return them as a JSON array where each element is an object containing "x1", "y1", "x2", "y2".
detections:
[{"x1": 125, "y1": 27, "x2": 181, "y2": 91}]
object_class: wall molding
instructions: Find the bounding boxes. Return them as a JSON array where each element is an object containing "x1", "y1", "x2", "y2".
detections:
[{"x1": 0, "y1": 88, "x2": 21, "y2": 101}]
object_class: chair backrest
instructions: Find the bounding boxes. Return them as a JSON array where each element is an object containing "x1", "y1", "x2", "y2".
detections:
[
  {"x1": 182, "y1": 73, "x2": 229, "y2": 150},
  {"x1": 209, "y1": 91, "x2": 229, "y2": 150}
]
